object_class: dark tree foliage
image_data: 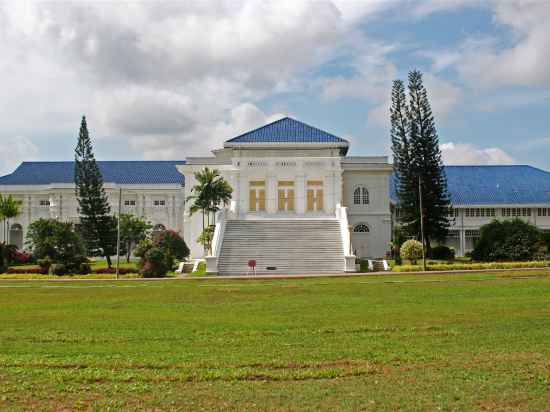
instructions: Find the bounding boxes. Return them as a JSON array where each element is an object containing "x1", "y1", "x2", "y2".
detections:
[
  {"x1": 119, "y1": 214, "x2": 152, "y2": 262},
  {"x1": 472, "y1": 219, "x2": 546, "y2": 262},
  {"x1": 134, "y1": 230, "x2": 190, "y2": 278},
  {"x1": 74, "y1": 116, "x2": 117, "y2": 267},
  {"x1": 391, "y1": 70, "x2": 451, "y2": 252},
  {"x1": 156, "y1": 230, "x2": 190, "y2": 261},
  {"x1": 25, "y1": 218, "x2": 90, "y2": 274}
]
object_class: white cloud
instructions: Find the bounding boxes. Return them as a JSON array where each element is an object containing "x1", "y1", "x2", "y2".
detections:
[
  {"x1": 440, "y1": 142, "x2": 516, "y2": 165},
  {"x1": 456, "y1": 1, "x2": 550, "y2": 88},
  {"x1": 0, "y1": 0, "x2": 390, "y2": 161},
  {"x1": 367, "y1": 73, "x2": 461, "y2": 127},
  {"x1": 0, "y1": 136, "x2": 39, "y2": 176}
]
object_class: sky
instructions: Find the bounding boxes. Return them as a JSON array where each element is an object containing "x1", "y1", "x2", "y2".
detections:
[{"x1": 1, "y1": 0, "x2": 550, "y2": 176}]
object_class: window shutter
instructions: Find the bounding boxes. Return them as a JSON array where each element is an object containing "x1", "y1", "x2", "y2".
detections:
[
  {"x1": 307, "y1": 189, "x2": 314, "y2": 211},
  {"x1": 287, "y1": 190, "x2": 295, "y2": 211},
  {"x1": 258, "y1": 190, "x2": 266, "y2": 211},
  {"x1": 278, "y1": 190, "x2": 285, "y2": 211},
  {"x1": 317, "y1": 189, "x2": 324, "y2": 211}
]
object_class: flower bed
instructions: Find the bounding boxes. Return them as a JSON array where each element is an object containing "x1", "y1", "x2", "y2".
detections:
[
  {"x1": 7, "y1": 267, "x2": 48, "y2": 274},
  {"x1": 92, "y1": 267, "x2": 138, "y2": 274},
  {"x1": 392, "y1": 261, "x2": 549, "y2": 272}
]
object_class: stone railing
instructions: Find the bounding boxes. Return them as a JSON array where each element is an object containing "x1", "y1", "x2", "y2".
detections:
[
  {"x1": 206, "y1": 206, "x2": 234, "y2": 274},
  {"x1": 335, "y1": 204, "x2": 356, "y2": 272}
]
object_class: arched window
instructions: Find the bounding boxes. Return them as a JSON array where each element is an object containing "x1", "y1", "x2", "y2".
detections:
[
  {"x1": 353, "y1": 187, "x2": 361, "y2": 205},
  {"x1": 353, "y1": 223, "x2": 370, "y2": 233},
  {"x1": 353, "y1": 186, "x2": 370, "y2": 205},
  {"x1": 362, "y1": 187, "x2": 369, "y2": 204}
]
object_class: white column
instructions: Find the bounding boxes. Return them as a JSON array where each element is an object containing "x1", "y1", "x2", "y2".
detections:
[
  {"x1": 296, "y1": 173, "x2": 305, "y2": 214},
  {"x1": 459, "y1": 229, "x2": 466, "y2": 257},
  {"x1": 267, "y1": 173, "x2": 277, "y2": 214},
  {"x1": 334, "y1": 170, "x2": 343, "y2": 207}
]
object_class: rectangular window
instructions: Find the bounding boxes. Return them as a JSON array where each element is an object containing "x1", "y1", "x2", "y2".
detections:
[
  {"x1": 39, "y1": 200, "x2": 50, "y2": 207},
  {"x1": 153, "y1": 200, "x2": 166, "y2": 207},
  {"x1": 124, "y1": 200, "x2": 136, "y2": 206},
  {"x1": 502, "y1": 208, "x2": 531, "y2": 217},
  {"x1": 465, "y1": 208, "x2": 495, "y2": 218},
  {"x1": 539, "y1": 208, "x2": 550, "y2": 217}
]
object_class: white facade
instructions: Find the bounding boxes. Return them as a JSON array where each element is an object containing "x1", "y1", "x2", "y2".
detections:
[
  {"x1": 0, "y1": 183, "x2": 185, "y2": 249},
  {"x1": 178, "y1": 143, "x2": 393, "y2": 261},
  {"x1": 441, "y1": 206, "x2": 550, "y2": 256}
]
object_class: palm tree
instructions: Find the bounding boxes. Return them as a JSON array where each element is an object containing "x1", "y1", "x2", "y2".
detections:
[
  {"x1": 186, "y1": 167, "x2": 233, "y2": 253},
  {"x1": 0, "y1": 195, "x2": 22, "y2": 245}
]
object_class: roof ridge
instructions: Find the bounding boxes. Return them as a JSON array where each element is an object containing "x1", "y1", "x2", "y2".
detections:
[
  {"x1": 226, "y1": 116, "x2": 289, "y2": 143},
  {"x1": 225, "y1": 116, "x2": 348, "y2": 144}
]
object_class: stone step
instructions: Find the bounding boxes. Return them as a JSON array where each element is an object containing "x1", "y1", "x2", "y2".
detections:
[{"x1": 217, "y1": 219, "x2": 345, "y2": 276}]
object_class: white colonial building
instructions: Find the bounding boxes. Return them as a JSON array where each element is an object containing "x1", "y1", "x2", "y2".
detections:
[
  {"x1": 0, "y1": 161, "x2": 186, "y2": 250},
  {"x1": 178, "y1": 117, "x2": 393, "y2": 274},
  {"x1": 1, "y1": 117, "x2": 550, "y2": 274}
]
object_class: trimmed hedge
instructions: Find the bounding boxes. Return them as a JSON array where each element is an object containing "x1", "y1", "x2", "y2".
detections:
[
  {"x1": 92, "y1": 267, "x2": 138, "y2": 274},
  {"x1": 393, "y1": 261, "x2": 549, "y2": 272},
  {"x1": 7, "y1": 267, "x2": 48, "y2": 274},
  {"x1": 4, "y1": 266, "x2": 139, "y2": 275}
]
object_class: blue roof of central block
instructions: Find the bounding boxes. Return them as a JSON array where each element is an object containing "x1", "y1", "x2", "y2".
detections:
[
  {"x1": 390, "y1": 165, "x2": 550, "y2": 205},
  {"x1": 0, "y1": 161, "x2": 186, "y2": 186},
  {"x1": 225, "y1": 117, "x2": 349, "y2": 144}
]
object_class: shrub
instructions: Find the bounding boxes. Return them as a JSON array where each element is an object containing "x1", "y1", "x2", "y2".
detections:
[
  {"x1": 393, "y1": 261, "x2": 548, "y2": 272},
  {"x1": 135, "y1": 240, "x2": 171, "y2": 277},
  {"x1": 135, "y1": 231, "x2": 189, "y2": 278},
  {"x1": 26, "y1": 219, "x2": 91, "y2": 275},
  {"x1": 6, "y1": 266, "x2": 48, "y2": 274},
  {"x1": 400, "y1": 239, "x2": 424, "y2": 264},
  {"x1": 93, "y1": 267, "x2": 138, "y2": 274},
  {"x1": 37, "y1": 257, "x2": 53, "y2": 272},
  {"x1": 50, "y1": 263, "x2": 68, "y2": 276},
  {"x1": 472, "y1": 219, "x2": 544, "y2": 262},
  {"x1": 11, "y1": 249, "x2": 32, "y2": 265},
  {"x1": 431, "y1": 245, "x2": 455, "y2": 261},
  {"x1": 157, "y1": 230, "x2": 190, "y2": 260},
  {"x1": 0, "y1": 243, "x2": 9, "y2": 273}
]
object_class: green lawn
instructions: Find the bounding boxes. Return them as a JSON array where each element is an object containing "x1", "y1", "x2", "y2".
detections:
[{"x1": 1, "y1": 271, "x2": 550, "y2": 410}]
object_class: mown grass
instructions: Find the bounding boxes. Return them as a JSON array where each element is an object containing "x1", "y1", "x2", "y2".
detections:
[{"x1": 1, "y1": 270, "x2": 550, "y2": 410}]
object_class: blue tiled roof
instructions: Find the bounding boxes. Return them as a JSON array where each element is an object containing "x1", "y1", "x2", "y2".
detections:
[
  {"x1": 226, "y1": 117, "x2": 349, "y2": 145},
  {"x1": 0, "y1": 161, "x2": 186, "y2": 186},
  {"x1": 391, "y1": 165, "x2": 550, "y2": 205}
]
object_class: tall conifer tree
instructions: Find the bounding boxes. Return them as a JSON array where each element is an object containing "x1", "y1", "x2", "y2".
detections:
[
  {"x1": 74, "y1": 116, "x2": 117, "y2": 267},
  {"x1": 391, "y1": 70, "x2": 451, "y2": 252}
]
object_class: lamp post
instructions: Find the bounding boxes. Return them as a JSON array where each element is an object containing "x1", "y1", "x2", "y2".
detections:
[
  {"x1": 116, "y1": 187, "x2": 122, "y2": 280},
  {"x1": 418, "y1": 177, "x2": 427, "y2": 271}
]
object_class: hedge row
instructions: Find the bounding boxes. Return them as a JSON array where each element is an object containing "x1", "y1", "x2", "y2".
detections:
[
  {"x1": 5, "y1": 266, "x2": 139, "y2": 275},
  {"x1": 92, "y1": 267, "x2": 138, "y2": 274},
  {"x1": 6, "y1": 267, "x2": 48, "y2": 274},
  {"x1": 392, "y1": 261, "x2": 549, "y2": 272}
]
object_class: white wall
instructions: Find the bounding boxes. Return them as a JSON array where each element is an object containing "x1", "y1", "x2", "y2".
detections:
[
  {"x1": 344, "y1": 171, "x2": 392, "y2": 259},
  {"x1": 0, "y1": 185, "x2": 185, "y2": 250}
]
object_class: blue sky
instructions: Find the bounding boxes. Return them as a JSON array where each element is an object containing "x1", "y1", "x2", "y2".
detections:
[{"x1": 1, "y1": 0, "x2": 549, "y2": 176}]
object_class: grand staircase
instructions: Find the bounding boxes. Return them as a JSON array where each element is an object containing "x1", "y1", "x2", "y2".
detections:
[{"x1": 217, "y1": 219, "x2": 345, "y2": 275}]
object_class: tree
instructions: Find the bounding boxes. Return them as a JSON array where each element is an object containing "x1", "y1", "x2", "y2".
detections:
[
  {"x1": 0, "y1": 194, "x2": 22, "y2": 244},
  {"x1": 25, "y1": 218, "x2": 89, "y2": 274},
  {"x1": 472, "y1": 219, "x2": 545, "y2": 262},
  {"x1": 186, "y1": 167, "x2": 232, "y2": 253},
  {"x1": 400, "y1": 239, "x2": 424, "y2": 265},
  {"x1": 156, "y1": 230, "x2": 190, "y2": 261},
  {"x1": 134, "y1": 230, "x2": 189, "y2": 277},
  {"x1": 119, "y1": 214, "x2": 152, "y2": 262},
  {"x1": 390, "y1": 70, "x2": 451, "y2": 253},
  {"x1": 74, "y1": 116, "x2": 117, "y2": 267}
]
